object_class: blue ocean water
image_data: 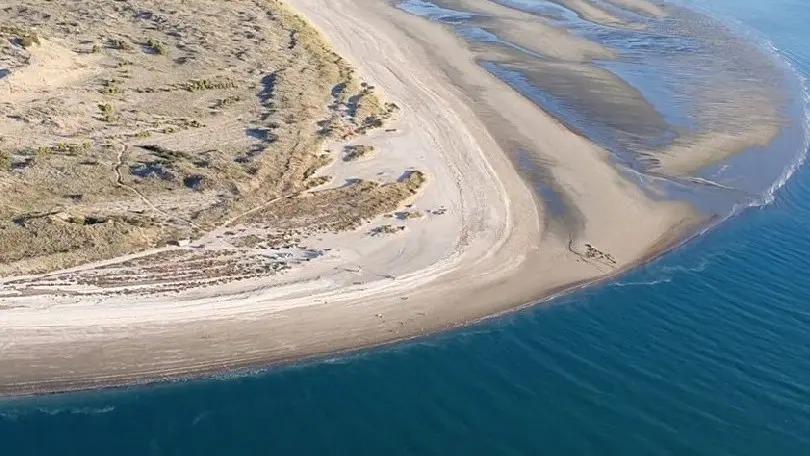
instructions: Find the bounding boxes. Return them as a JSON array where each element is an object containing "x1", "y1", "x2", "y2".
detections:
[{"x1": 2, "y1": 0, "x2": 809, "y2": 454}]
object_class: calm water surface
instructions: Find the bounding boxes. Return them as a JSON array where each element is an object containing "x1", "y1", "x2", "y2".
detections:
[{"x1": 2, "y1": 0, "x2": 809, "y2": 454}]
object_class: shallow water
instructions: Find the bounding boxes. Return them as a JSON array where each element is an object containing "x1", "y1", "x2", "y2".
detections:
[
  {"x1": 2, "y1": 0, "x2": 810, "y2": 454},
  {"x1": 403, "y1": 0, "x2": 806, "y2": 215}
]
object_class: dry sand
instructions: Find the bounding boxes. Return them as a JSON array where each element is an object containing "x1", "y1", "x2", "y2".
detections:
[{"x1": 0, "y1": 0, "x2": 704, "y2": 395}]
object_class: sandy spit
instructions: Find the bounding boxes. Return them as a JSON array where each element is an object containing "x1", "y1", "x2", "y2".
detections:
[{"x1": 0, "y1": 0, "x2": 702, "y2": 396}]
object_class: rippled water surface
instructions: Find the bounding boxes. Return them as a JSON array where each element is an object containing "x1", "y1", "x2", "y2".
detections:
[{"x1": 2, "y1": 0, "x2": 810, "y2": 454}]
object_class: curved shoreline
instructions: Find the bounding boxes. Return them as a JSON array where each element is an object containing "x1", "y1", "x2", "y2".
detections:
[
  {"x1": 0, "y1": 0, "x2": 728, "y2": 396},
  {"x1": 1, "y1": 214, "x2": 715, "y2": 399}
]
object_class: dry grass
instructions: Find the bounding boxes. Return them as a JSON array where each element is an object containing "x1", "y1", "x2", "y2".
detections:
[{"x1": 0, "y1": 0, "x2": 422, "y2": 277}]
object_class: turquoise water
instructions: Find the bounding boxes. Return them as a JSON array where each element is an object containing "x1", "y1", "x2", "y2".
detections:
[{"x1": 2, "y1": 1, "x2": 810, "y2": 454}]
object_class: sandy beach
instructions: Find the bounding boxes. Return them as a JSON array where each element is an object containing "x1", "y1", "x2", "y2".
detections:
[{"x1": 0, "y1": 0, "x2": 708, "y2": 395}]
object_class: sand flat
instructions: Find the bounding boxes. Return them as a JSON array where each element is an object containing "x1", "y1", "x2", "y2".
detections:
[{"x1": 0, "y1": 0, "x2": 702, "y2": 395}]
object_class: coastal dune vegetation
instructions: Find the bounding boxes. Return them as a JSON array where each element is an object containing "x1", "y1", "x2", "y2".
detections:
[{"x1": 0, "y1": 0, "x2": 409, "y2": 279}]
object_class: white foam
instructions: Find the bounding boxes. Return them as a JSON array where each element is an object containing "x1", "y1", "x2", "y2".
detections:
[
  {"x1": 0, "y1": 405, "x2": 116, "y2": 420},
  {"x1": 612, "y1": 277, "x2": 672, "y2": 287},
  {"x1": 746, "y1": 42, "x2": 810, "y2": 210}
]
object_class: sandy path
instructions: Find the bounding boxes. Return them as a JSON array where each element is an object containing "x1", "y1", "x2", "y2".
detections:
[{"x1": 0, "y1": 0, "x2": 701, "y2": 395}]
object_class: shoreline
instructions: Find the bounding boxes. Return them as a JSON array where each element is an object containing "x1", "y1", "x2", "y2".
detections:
[
  {"x1": 1, "y1": 214, "x2": 717, "y2": 399},
  {"x1": 0, "y1": 0, "x2": 727, "y2": 396}
]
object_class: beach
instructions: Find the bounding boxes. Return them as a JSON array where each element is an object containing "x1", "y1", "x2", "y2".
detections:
[
  {"x1": 0, "y1": 0, "x2": 728, "y2": 395},
  {"x1": 3, "y1": 1, "x2": 810, "y2": 453}
]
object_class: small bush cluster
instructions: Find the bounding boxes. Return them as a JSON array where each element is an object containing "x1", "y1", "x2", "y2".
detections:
[
  {"x1": 370, "y1": 224, "x2": 405, "y2": 237},
  {"x1": 0, "y1": 151, "x2": 11, "y2": 170},
  {"x1": 100, "y1": 78, "x2": 123, "y2": 94},
  {"x1": 53, "y1": 142, "x2": 92, "y2": 155},
  {"x1": 0, "y1": 26, "x2": 41, "y2": 48},
  {"x1": 108, "y1": 38, "x2": 131, "y2": 51},
  {"x1": 98, "y1": 103, "x2": 116, "y2": 122},
  {"x1": 181, "y1": 79, "x2": 237, "y2": 92},
  {"x1": 342, "y1": 144, "x2": 375, "y2": 162},
  {"x1": 20, "y1": 32, "x2": 40, "y2": 48},
  {"x1": 145, "y1": 37, "x2": 167, "y2": 55}
]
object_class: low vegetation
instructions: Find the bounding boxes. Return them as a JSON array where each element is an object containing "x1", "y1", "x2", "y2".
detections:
[
  {"x1": 145, "y1": 37, "x2": 167, "y2": 55},
  {"x1": 98, "y1": 103, "x2": 116, "y2": 122},
  {"x1": 343, "y1": 144, "x2": 375, "y2": 161},
  {"x1": 0, "y1": 25, "x2": 40, "y2": 48},
  {"x1": 0, "y1": 0, "x2": 423, "y2": 278}
]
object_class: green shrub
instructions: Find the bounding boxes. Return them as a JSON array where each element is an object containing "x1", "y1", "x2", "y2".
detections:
[
  {"x1": 20, "y1": 32, "x2": 40, "y2": 48},
  {"x1": 182, "y1": 79, "x2": 237, "y2": 92},
  {"x1": 53, "y1": 142, "x2": 91, "y2": 155},
  {"x1": 0, "y1": 151, "x2": 10, "y2": 170},
  {"x1": 146, "y1": 38, "x2": 167, "y2": 55},
  {"x1": 98, "y1": 103, "x2": 116, "y2": 122},
  {"x1": 108, "y1": 38, "x2": 131, "y2": 51}
]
